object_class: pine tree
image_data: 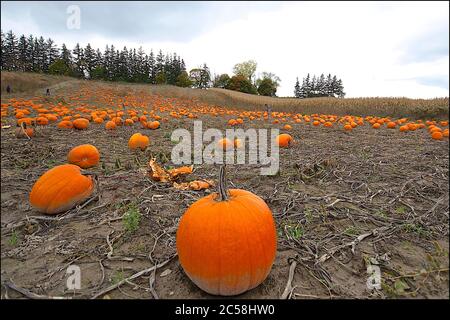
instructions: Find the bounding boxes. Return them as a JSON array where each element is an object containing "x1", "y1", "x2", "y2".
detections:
[
  {"x1": 156, "y1": 49, "x2": 164, "y2": 76},
  {"x1": 294, "y1": 77, "x2": 301, "y2": 98},
  {"x1": 3, "y1": 30, "x2": 18, "y2": 70},
  {"x1": 17, "y1": 35, "x2": 29, "y2": 71},
  {"x1": 148, "y1": 50, "x2": 156, "y2": 83},
  {"x1": 60, "y1": 44, "x2": 72, "y2": 67},
  {"x1": 304, "y1": 73, "x2": 311, "y2": 98},
  {"x1": 200, "y1": 63, "x2": 211, "y2": 89},
  {"x1": 72, "y1": 43, "x2": 84, "y2": 77},
  {"x1": 331, "y1": 75, "x2": 338, "y2": 98},
  {"x1": 0, "y1": 30, "x2": 5, "y2": 70},
  {"x1": 83, "y1": 43, "x2": 96, "y2": 78},
  {"x1": 317, "y1": 73, "x2": 326, "y2": 97},
  {"x1": 46, "y1": 38, "x2": 59, "y2": 71},
  {"x1": 136, "y1": 47, "x2": 145, "y2": 82},
  {"x1": 336, "y1": 78, "x2": 345, "y2": 98},
  {"x1": 117, "y1": 47, "x2": 129, "y2": 81},
  {"x1": 325, "y1": 73, "x2": 332, "y2": 97}
]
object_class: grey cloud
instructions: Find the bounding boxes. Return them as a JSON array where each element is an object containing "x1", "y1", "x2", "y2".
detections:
[
  {"x1": 415, "y1": 75, "x2": 449, "y2": 90},
  {"x1": 2, "y1": 1, "x2": 277, "y2": 43},
  {"x1": 397, "y1": 22, "x2": 449, "y2": 64}
]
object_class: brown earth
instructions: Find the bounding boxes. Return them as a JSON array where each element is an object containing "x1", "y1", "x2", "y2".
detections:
[{"x1": 1, "y1": 81, "x2": 449, "y2": 299}]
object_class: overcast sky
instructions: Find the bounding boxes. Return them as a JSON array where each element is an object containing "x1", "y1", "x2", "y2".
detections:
[{"x1": 1, "y1": 1, "x2": 449, "y2": 98}]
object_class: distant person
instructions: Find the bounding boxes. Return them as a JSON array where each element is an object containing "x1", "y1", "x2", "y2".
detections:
[
  {"x1": 6, "y1": 84, "x2": 11, "y2": 94},
  {"x1": 265, "y1": 104, "x2": 271, "y2": 119},
  {"x1": 46, "y1": 88, "x2": 50, "y2": 96}
]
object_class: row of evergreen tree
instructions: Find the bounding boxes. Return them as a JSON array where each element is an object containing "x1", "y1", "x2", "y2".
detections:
[
  {"x1": 294, "y1": 73, "x2": 345, "y2": 98},
  {"x1": 0, "y1": 29, "x2": 190, "y2": 86}
]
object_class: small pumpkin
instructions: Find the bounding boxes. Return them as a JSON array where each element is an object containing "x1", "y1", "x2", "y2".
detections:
[
  {"x1": 387, "y1": 122, "x2": 396, "y2": 129},
  {"x1": 276, "y1": 133, "x2": 293, "y2": 148},
  {"x1": 58, "y1": 120, "x2": 73, "y2": 129},
  {"x1": 73, "y1": 118, "x2": 89, "y2": 130},
  {"x1": 128, "y1": 133, "x2": 150, "y2": 151},
  {"x1": 431, "y1": 131, "x2": 443, "y2": 140},
  {"x1": 105, "y1": 120, "x2": 117, "y2": 130},
  {"x1": 68, "y1": 144, "x2": 100, "y2": 169},
  {"x1": 29, "y1": 164, "x2": 95, "y2": 215},
  {"x1": 217, "y1": 138, "x2": 234, "y2": 151},
  {"x1": 36, "y1": 117, "x2": 49, "y2": 126},
  {"x1": 176, "y1": 165, "x2": 276, "y2": 295},
  {"x1": 147, "y1": 121, "x2": 160, "y2": 130},
  {"x1": 15, "y1": 123, "x2": 34, "y2": 138},
  {"x1": 234, "y1": 138, "x2": 242, "y2": 149}
]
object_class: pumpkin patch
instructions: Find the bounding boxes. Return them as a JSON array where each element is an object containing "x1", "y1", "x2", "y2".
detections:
[{"x1": 1, "y1": 78, "x2": 448, "y2": 300}]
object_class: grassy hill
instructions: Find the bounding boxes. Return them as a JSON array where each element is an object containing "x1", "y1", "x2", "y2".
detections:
[{"x1": 1, "y1": 71, "x2": 448, "y2": 118}]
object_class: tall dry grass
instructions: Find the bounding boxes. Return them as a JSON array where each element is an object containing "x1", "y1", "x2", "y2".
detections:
[
  {"x1": 1, "y1": 72, "x2": 448, "y2": 119},
  {"x1": 140, "y1": 85, "x2": 449, "y2": 119}
]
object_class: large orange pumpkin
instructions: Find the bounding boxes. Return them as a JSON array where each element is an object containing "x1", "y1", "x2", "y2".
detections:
[
  {"x1": 68, "y1": 144, "x2": 100, "y2": 168},
  {"x1": 29, "y1": 164, "x2": 95, "y2": 214},
  {"x1": 176, "y1": 165, "x2": 277, "y2": 295}
]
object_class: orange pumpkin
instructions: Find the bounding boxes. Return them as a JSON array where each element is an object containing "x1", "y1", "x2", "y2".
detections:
[
  {"x1": 217, "y1": 138, "x2": 234, "y2": 151},
  {"x1": 105, "y1": 120, "x2": 117, "y2": 130},
  {"x1": 73, "y1": 118, "x2": 89, "y2": 130},
  {"x1": 36, "y1": 117, "x2": 49, "y2": 126},
  {"x1": 15, "y1": 123, "x2": 34, "y2": 138},
  {"x1": 67, "y1": 144, "x2": 100, "y2": 168},
  {"x1": 147, "y1": 121, "x2": 160, "y2": 130},
  {"x1": 29, "y1": 164, "x2": 95, "y2": 215},
  {"x1": 431, "y1": 131, "x2": 443, "y2": 140},
  {"x1": 344, "y1": 124, "x2": 352, "y2": 131},
  {"x1": 234, "y1": 138, "x2": 242, "y2": 149},
  {"x1": 276, "y1": 133, "x2": 293, "y2": 148},
  {"x1": 176, "y1": 165, "x2": 276, "y2": 295},
  {"x1": 387, "y1": 122, "x2": 396, "y2": 129},
  {"x1": 283, "y1": 124, "x2": 292, "y2": 130},
  {"x1": 372, "y1": 123, "x2": 381, "y2": 129},
  {"x1": 58, "y1": 120, "x2": 73, "y2": 129},
  {"x1": 128, "y1": 133, "x2": 150, "y2": 151},
  {"x1": 443, "y1": 129, "x2": 449, "y2": 138}
]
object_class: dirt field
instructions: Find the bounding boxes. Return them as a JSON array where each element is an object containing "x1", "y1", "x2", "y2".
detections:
[{"x1": 1, "y1": 80, "x2": 449, "y2": 299}]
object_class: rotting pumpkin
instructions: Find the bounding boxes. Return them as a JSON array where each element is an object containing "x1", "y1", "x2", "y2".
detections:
[
  {"x1": 176, "y1": 165, "x2": 277, "y2": 296},
  {"x1": 29, "y1": 164, "x2": 95, "y2": 215}
]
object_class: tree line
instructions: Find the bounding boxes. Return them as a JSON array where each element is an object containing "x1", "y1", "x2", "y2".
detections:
[
  {"x1": 1, "y1": 29, "x2": 345, "y2": 98},
  {"x1": 0, "y1": 29, "x2": 193, "y2": 87},
  {"x1": 294, "y1": 73, "x2": 345, "y2": 98}
]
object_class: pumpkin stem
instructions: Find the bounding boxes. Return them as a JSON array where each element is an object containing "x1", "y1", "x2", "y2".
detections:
[
  {"x1": 218, "y1": 164, "x2": 229, "y2": 201},
  {"x1": 20, "y1": 122, "x2": 31, "y2": 140}
]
